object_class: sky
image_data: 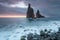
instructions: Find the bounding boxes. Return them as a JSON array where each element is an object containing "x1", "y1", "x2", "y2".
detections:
[{"x1": 0, "y1": 0, "x2": 60, "y2": 18}]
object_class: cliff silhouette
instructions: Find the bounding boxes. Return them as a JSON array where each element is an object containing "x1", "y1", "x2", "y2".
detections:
[
  {"x1": 26, "y1": 4, "x2": 45, "y2": 18},
  {"x1": 26, "y1": 4, "x2": 35, "y2": 18},
  {"x1": 36, "y1": 10, "x2": 45, "y2": 18}
]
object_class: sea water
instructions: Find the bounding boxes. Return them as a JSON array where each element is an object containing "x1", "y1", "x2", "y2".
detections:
[{"x1": 0, "y1": 18, "x2": 60, "y2": 40}]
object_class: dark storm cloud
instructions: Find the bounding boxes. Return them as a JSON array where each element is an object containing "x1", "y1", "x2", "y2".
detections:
[
  {"x1": 47, "y1": 0, "x2": 60, "y2": 17},
  {"x1": 0, "y1": 0, "x2": 22, "y2": 4},
  {"x1": 0, "y1": 4, "x2": 7, "y2": 14},
  {"x1": 0, "y1": 0, "x2": 13, "y2": 4},
  {"x1": 0, "y1": 0, "x2": 27, "y2": 15},
  {"x1": 0, "y1": 0, "x2": 60, "y2": 17},
  {"x1": 0, "y1": 4, "x2": 26, "y2": 15}
]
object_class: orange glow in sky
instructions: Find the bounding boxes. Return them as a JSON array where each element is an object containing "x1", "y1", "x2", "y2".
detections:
[{"x1": 0, "y1": 15, "x2": 26, "y2": 18}]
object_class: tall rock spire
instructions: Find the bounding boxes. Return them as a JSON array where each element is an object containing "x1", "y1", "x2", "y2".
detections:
[
  {"x1": 36, "y1": 10, "x2": 45, "y2": 18},
  {"x1": 26, "y1": 4, "x2": 35, "y2": 18}
]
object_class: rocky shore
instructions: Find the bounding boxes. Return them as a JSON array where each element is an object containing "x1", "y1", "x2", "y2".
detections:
[{"x1": 21, "y1": 27, "x2": 60, "y2": 40}]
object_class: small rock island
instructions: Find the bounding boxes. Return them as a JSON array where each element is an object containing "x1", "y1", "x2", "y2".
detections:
[
  {"x1": 26, "y1": 4, "x2": 45, "y2": 18},
  {"x1": 26, "y1": 4, "x2": 35, "y2": 18},
  {"x1": 36, "y1": 10, "x2": 45, "y2": 18}
]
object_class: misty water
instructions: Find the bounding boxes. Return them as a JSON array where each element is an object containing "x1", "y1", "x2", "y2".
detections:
[{"x1": 0, "y1": 18, "x2": 60, "y2": 40}]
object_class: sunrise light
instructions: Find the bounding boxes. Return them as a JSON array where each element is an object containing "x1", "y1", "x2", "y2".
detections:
[{"x1": 0, "y1": 15, "x2": 26, "y2": 18}]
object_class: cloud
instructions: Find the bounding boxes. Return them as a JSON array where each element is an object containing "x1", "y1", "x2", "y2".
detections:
[
  {"x1": 0, "y1": 0, "x2": 22, "y2": 4},
  {"x1": 9, "y1": 1, "x2": 28, "y2": 8},
  {"x1": 47, "y1": 0, "x2": 60, "y2": 17},
  {"x1": 0, "y1": 0, "x2": 60, "y2": 17},
  {"x1": 0, "y1": 0, "x2": 27, "y2": 15}
]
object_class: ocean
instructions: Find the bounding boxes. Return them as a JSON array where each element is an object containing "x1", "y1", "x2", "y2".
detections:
[{"x1": 0, "y1": 18, "x2": 60, "y2": 40}]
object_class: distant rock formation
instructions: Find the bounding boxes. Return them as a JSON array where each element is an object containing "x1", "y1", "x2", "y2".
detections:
[
  {"x1": 36, "y1": 10, "x2": 45, "y2": 18},
  {"x1": 26, "y1": 4, "x2": 35, "y2": 18},
  {"x1": 26, "y1": 4, "x2": 45, "y2": 18}
]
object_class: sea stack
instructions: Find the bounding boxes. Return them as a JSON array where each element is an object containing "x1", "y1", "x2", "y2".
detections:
[
  {"x1": 36, "y1": 10, "x2": 45, "y2": 18},
  {"x1": 26, "y1": 4, "x2": 35, "y2": 18}
]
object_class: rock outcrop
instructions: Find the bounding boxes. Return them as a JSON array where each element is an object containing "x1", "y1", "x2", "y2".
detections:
[
  {"x1": 26, "y1": 4, "x2": 45, "y2": 18},
  {"x1": 36, "y1": 10, "x2": 45, "y2": 18},
  {"x1": 26, "y1": 4, "x2": 35, "y2": 18}
]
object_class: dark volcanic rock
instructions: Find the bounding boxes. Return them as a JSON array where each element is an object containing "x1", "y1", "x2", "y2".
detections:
[
  {"x1": 26, "y1": 4, "x2": 35, "y2": 18},
  {"x1": 26, "y1": 4, "x2": 45, "y2": 18},
  {"x1": 36, "y1": 10, "x2": 45, "y2": 18}
]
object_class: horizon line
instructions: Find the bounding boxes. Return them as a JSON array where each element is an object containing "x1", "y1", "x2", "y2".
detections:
[{"x1": 0, "y1": 15, "x2": 26, "y2": 18}]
